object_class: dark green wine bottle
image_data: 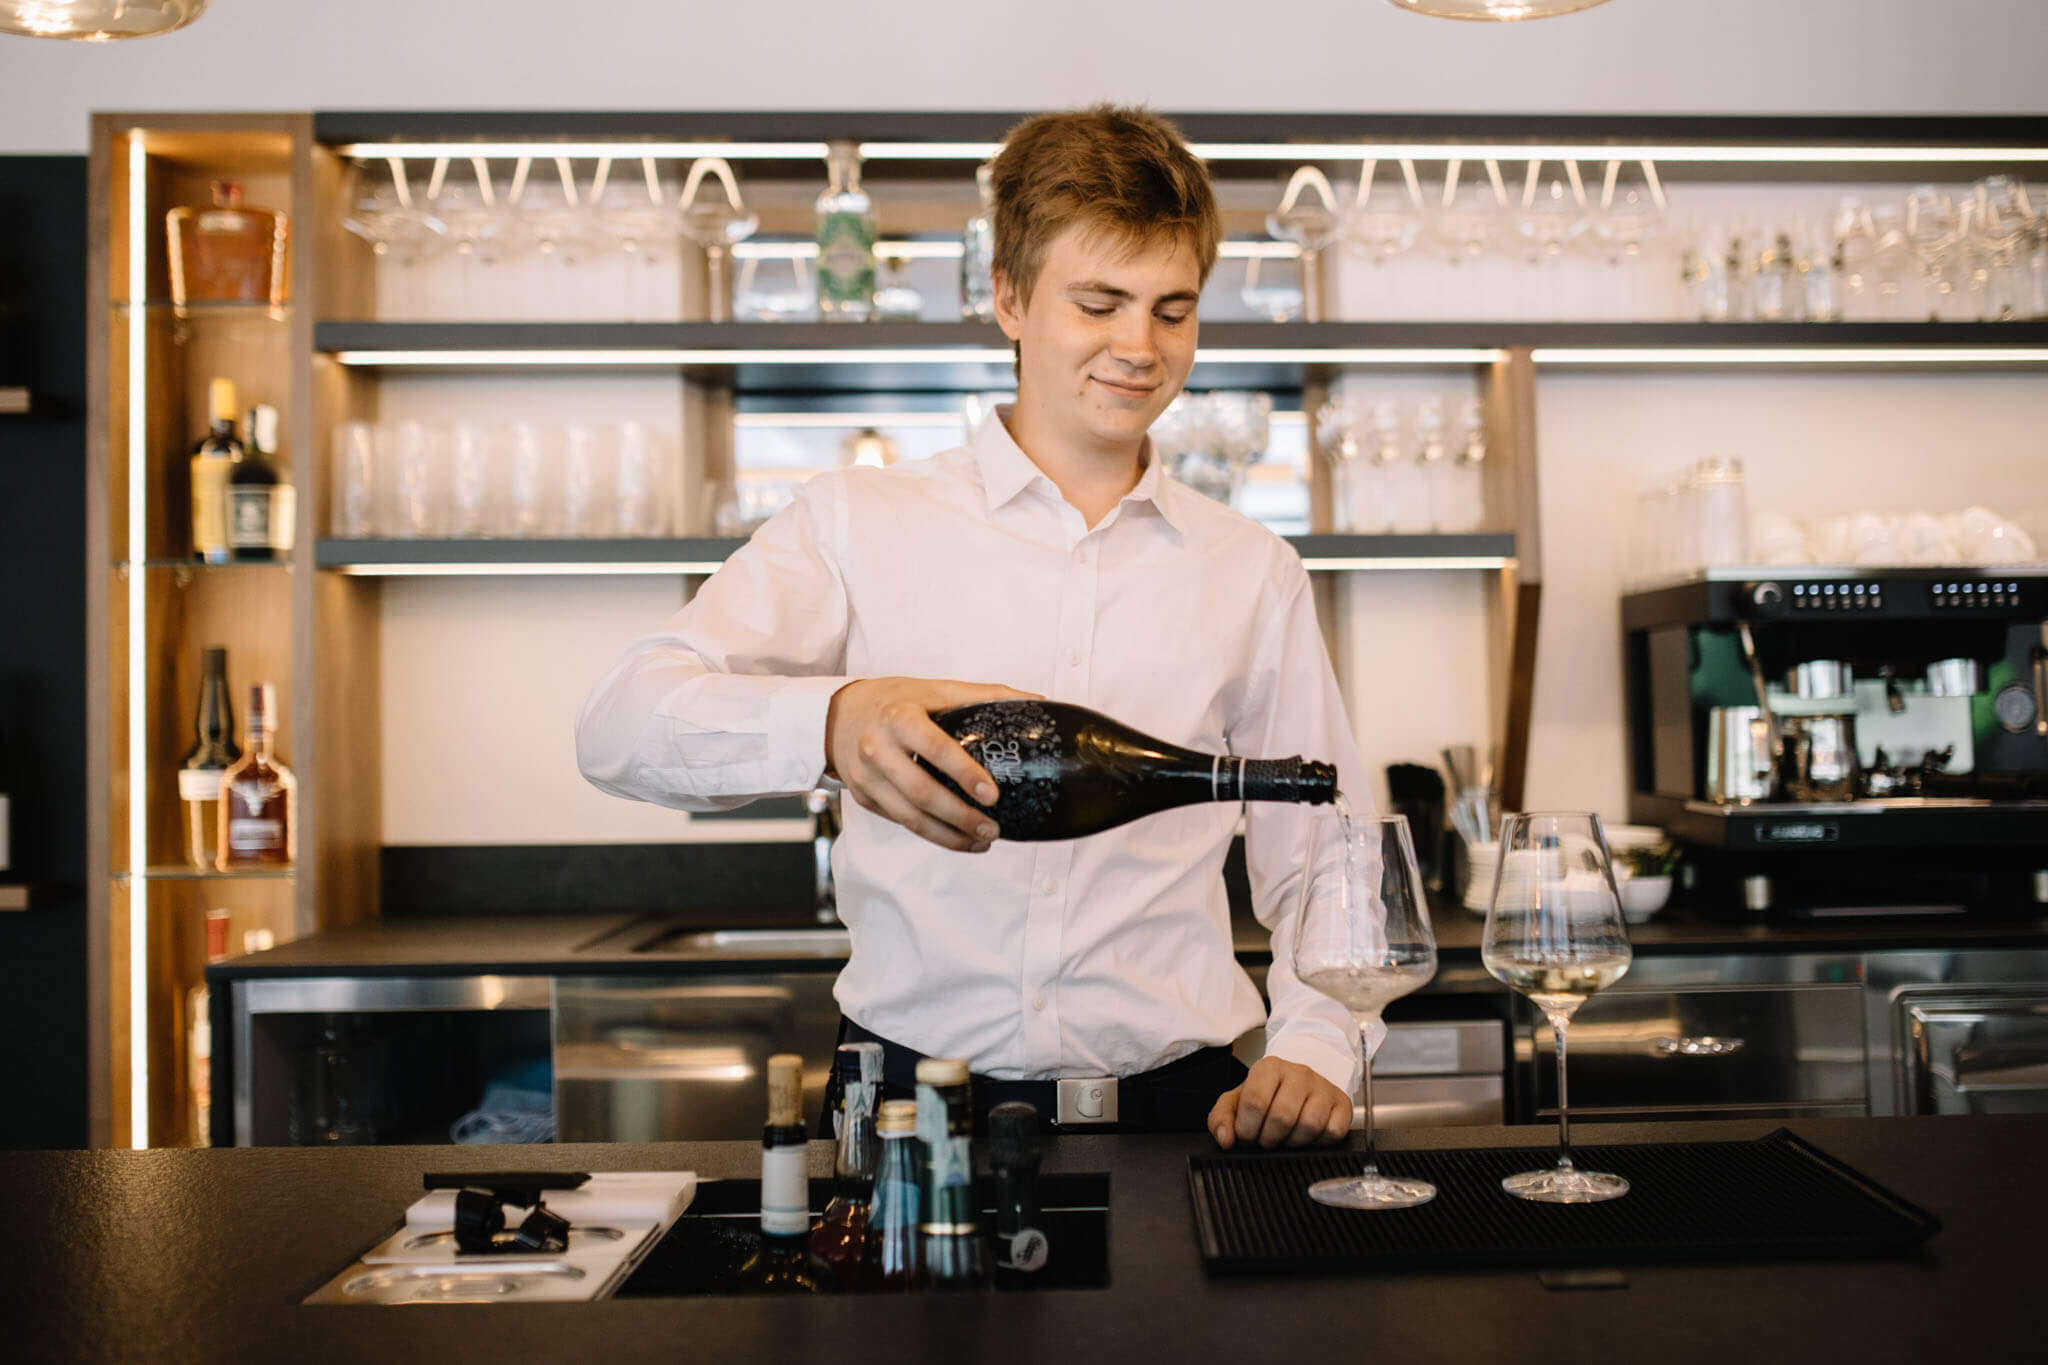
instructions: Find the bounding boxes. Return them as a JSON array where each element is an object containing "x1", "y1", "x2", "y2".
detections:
[
  {"x1": 915, "y1": 1057, "x2": 991, "y2": 1291},
  {"x1": 922, "y1": 700, "x2": 1336, "y2": 841}
]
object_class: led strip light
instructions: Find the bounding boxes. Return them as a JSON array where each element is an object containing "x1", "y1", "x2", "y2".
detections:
[
  {"x1": 332, "y1": 347, "x2": 1503, "y2": 368},
  {"x1": 1529, "y1": 347, "x2": 2048, "y2": 366},
  {"x1": 126, "y1": 131, "x2": 149, "y2": 1149}
]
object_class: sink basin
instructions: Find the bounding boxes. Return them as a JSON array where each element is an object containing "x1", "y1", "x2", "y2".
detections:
[{"x1": 632, "y1": 926, "x2": 851, "y2": 955}]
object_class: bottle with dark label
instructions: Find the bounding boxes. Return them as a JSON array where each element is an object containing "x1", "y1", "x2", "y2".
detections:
[
  {"x1": 915, "y1": 1056, "x2": 991, "y2": 1291},
  {"x1": 732, "y1": 1053, "x2": 839, "y2": 1294},
  {"x1": 920, "y1": 700, "x2": 1337, "y2": 841},
  {"x1": 178, "y1": 647, "x2": 240, "y2": 870},
  {"x1": 988, "y1": 1101, "x2": 1048, "y2": 1276},
  {"x1": 227, "y1": 403, "x2": 294, "y2": 561},
  {"x1": 809, "y1": 1041, "x2": 882, "y2": 1287},
  {"x1": 216, "y1": 682, "x2": 294, "y2": 870},
  {"x1": 189, "y1": 378, "x2": 243, "y2": 564},
  {"x1": 863, "y1": 1098, "x2": 922, "y2": 1291}
]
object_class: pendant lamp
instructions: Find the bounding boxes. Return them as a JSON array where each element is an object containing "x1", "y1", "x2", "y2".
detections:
[
  {"x1": 0, "y1": 0, "x2": 206, "y2": 40},
  {"x1": 1389, "y1": 0, "x2": 1613, "y2": 20}
]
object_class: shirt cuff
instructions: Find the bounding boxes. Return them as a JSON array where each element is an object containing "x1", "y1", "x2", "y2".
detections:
[
  {"x1": 1261, "y1": 1025, "x2": 1367, "y2": 1098},
  {"x1": 767, "y1": 676, "x2": 857, "y2": 792}
]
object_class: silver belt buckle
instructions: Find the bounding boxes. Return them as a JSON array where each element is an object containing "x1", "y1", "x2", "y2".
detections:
[{"x1": 1054, "y1": 1076, "x2": 1118, "y2": 1126}]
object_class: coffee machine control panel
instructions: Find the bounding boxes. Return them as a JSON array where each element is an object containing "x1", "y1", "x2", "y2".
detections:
[{"x1": 1730, "y1": 573, "x2": 2045, "y2": 622}]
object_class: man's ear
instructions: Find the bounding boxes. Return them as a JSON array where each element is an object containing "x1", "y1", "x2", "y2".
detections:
[{"x1": 992, "y1": 268, "x2": 1026, "y2": 342}]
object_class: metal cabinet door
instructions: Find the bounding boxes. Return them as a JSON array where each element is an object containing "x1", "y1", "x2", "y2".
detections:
[
  {"x1": 1897, "y1": 990, "x2": 2048, "y2": 1115},
  {"x1": 553, "y1": 974, "x2": 842, "y2": 1141}
]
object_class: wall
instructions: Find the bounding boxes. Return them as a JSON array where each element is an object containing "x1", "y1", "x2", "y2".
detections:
[{"x1": 3, "y1": 0, "x2": 2048, "y2": 155}]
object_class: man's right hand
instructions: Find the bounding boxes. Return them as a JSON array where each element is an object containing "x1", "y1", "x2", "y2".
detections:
[{"x1": 825, "y1": 678, "x2": 1042, "y2": 853}]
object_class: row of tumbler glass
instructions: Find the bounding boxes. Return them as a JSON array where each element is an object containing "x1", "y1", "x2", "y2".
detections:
[{"x1": 332, "y1": 419, "x2": 679, "y2": 540}]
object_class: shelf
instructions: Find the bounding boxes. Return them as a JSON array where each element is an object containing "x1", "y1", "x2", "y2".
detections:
[
  {"x1": 117, "y1": 558, "x2": 293, "y2": 572},
  {"x1": 316, "y1": 533, "x2": 1516, "y2": 576},
  {"x1": 0, "y1": 387, "x2": 29, "y2": 415},
  {"x1": 314, "y1": 320, "x2": 2048, "y2": 388},
  {"x1": 111, "y1": 300, "x2": 291, "y2": 316},
  {"x1": 118, "y1": 867, "x2": 297, "y2": 884}
]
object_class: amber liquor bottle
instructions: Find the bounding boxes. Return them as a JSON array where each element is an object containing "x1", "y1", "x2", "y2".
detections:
[
  {"x1": 809, "y1": 1041, "x2": 882, "y2": 1287},
  {"x1": 217, "y1": 682, "x2": 295, "y2": 870}
]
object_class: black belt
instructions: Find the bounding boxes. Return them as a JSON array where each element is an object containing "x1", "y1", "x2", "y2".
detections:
[{"x1": 831, "y1": 1018, "x2": 1246, "y2": 1135}]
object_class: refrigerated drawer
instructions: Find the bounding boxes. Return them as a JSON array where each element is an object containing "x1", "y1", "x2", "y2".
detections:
[
  {"x1": 1897, "y1": 989, "x2": 2048, "y2": 1116},
  {"x1": 1522, "y1": 983, "x2": 1867, "y2": 1120}
]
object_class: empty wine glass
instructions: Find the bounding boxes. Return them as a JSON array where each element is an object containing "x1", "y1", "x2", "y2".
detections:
[
  {"x1": 1294, "y1": 810, "x2": 1439, "y2": 1210},
  {"x1": 1238, "y1": 250, "x2": 1304, "y2": 322},
  {"x1": 595, "y1": 156, "x2": 679, "y2": 319},
  {"x1": 1313, "y1": 398, "x2": 1364, "y2": 532},
  {"x1": 1482, "y1": 812, "x2": 1634, "y2": 1204},
  {"x1": 734, "y1": 247, "x2": 816, "y2": 321},
  {"x1": 1904, "y1": 185, "x2": 1959, "y2": 320},
  {"x1": 340, "y1": 158, "x2": 446, "y2": 268},
  {"x1": 678, "y1": 157, "x2": 760, "y2": 323},
  {"x1": 1343, "y1": 157, "x2": 1424, "y2": 266},
  {"x1": 1267, "y1": 167, "x2": 1343, "y2": 320},
  {"x1": 1512, "y1": 164, "x2": 1589, "y2": 266}
]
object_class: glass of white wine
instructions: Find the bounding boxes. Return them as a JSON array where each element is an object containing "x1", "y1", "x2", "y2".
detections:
[
  {"x1": 1482, "y1": 812, "x2": 1634, "y2": 1204},
  {"x1": 1294, "y1": 809, "x2": 1439, "y2": 1210}
]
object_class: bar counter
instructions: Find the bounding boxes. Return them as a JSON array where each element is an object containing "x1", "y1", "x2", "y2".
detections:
[{"x1": 5, "y1": 1116, "x2": 2037, "y2": 1363}]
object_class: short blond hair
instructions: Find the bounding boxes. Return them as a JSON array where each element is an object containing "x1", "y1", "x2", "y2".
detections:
[{"x1": 990, "y1": 105, "x2": 1222, "y2": 311}]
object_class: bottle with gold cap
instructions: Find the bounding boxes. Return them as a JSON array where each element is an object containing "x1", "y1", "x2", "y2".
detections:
[
  {"x1": 731, "y1": 1053, "x2": 839, "y2": 1294},
  {"x1": 915, "y1": 1056, "x2": 991, "y2": 1291},
  {"x1": 863, "y1": 1097, "x2": 922, "y2": 1291},
  {"x1": 190, "y1": 377, "x2": 244, "y2": 564}
]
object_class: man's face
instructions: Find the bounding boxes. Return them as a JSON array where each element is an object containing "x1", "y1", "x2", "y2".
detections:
[{"x1": 994, "y1": 224, "x2": 1202, "y2": 458}]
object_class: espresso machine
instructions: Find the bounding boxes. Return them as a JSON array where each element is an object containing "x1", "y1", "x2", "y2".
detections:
[{"x1": 1621, "y1": 568, "x2": 2048, "y2": 917}]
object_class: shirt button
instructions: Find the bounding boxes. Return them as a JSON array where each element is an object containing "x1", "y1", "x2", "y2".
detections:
[
  {"x1": 1040, "y1": 877, "x2": 1059, "y2": 896},
  {"x1": 1067, "y1": 650, "x2": 1083, "y2": 667},
  {"x1": 1031, "y1": 994, "x2": 1047, "y2": 1011}
]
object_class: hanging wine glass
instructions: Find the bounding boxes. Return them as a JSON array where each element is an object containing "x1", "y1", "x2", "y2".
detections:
[
  {"x1": 340, "y1": 157, "x2": 446, "y2": 268},
  {"x1": 1434, "y1": 158, "x2": 1508, "y2": 267},
  {"x1": 1266, "y1": 166, "x2": 1343, "y2": 321},
  {"x1": 1343, "y1": 157, "x2": 1424, "y2": 266},
  {"x1": 677, "y1": 157, "x2": 761, "y2": 323}
]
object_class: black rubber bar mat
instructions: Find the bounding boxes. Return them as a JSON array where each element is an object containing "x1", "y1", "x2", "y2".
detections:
[{"x1": 1187, "y1": 1127, "x2": 1939, "y2": 1275}]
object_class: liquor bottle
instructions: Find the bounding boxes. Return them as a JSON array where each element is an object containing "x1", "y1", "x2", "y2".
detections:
[
  {"x1": 920, "y1": 700, "x2": 1337, "y2": 842},
  {"x1": 731, "y1": 1053, "x2": 839, "y2": 1293},
  {"x1": 166, "y1": 180, "x2": 290, "y2": 309},
  {"x1": 178, "y1": 646, "x2": 240, "y2": 870},
  {"x1": 187, "y1": 907, "x2": 231, "y2": 1146},
  {"x1": 810, "y1": 1041, "x2": 883, "y2": 1287},
  {"x1": 863, "y1": 1098, "x2": 922, "y2": 1291},
  {"x1": 189, "y1": 378, "x2": 243, "y2": 564},
  {"x1": 217, "y1": 682, "x2": 295, "y2": 870},
  {"x1": 915, "y1": 1056, "x2": 991, "y2": 1291},
  {"x1": 960, "y1": 164, "x2": 996, "y2": 322},
  {"x1": 988, "y1": 1101, "x2": 1048, "y2": 1276},
  {"x1": 815, "y1": 140, "x2": 877, "y2": 323},
  {"x1": 227, "y1": 403, "x2": 294, "y2": 560}
]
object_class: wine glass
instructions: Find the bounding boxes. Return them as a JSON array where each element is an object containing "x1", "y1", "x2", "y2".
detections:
[
  {"x1": 1293, "y1": 810, "x2": 1439, "y2": 1210},
  {"x1": 677, "y1": 157, "x2": 761, "y2": 323},
  {"x1": 1481, "y1": 812, "x2": 1634, "y2": 1204}
]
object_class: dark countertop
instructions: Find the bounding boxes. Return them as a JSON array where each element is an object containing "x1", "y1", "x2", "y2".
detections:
[
  {"x1": 3, "y1": 1116, "x2": 2038, "y2": 1364},
  {"x1": 208, "y1": 902, "x2": 2048, "y2": 983}
]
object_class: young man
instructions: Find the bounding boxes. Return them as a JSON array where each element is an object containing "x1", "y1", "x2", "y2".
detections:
[{"x1": 577, "y1": 106, "x2": 1368, "y2": 1149}]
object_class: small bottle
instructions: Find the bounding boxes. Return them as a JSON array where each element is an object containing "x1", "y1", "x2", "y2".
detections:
[
  {"x1": 178, "y1": 646, "x2": 240, "y2": 870},
  {"x1": 217, "y1": 682, "x2": 295, "y2": 870},
  {"x1": 190, "y1": 378, "x2": 243, "y2": 564},
  {"x1": 815, "y1": 140, "x2": 877, "y2": 323},
  {"x1": 166, "y1": 179, "x2": 290, "y2": 309},
  {"x1": 988, "y1": 1101, "x2": 1048, "y2": 1277},
  {"x1": 809, "y1": 1041, "x2": 883, "y2": 1288},
  {"x1": 187, "y1": 907, "x2": 231, "y2": 1146},
  {"x1": 864, "y1": 1098, "x2": 922, "y2": 1291},
  {"x1": 732, "y1": 1053, "x2": 840, "y2": 1293},
  {"x1": 915, "y1": 1057, "x2": 990, "y2": 1291},
  {"x1": 960, "y1": 164, "x2": 996, "y2": 321},
  {"x1": 922, "y1": 704, "x2": 1336, "y2": 843},
  {"x1": 227, "y1": 403, "x2": 294, "y2": 561}
]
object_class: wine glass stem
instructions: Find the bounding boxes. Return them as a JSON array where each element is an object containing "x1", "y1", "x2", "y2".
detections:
[
  {"x1": 1551, "y1": 1014, "x2": 1575, "y2": 1171},
  {"x1": 1359, "y1": 1020, "x2": 1379, "y2": 1177}
]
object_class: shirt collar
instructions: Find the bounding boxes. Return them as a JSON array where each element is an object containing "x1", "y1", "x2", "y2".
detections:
[{"x1": 972, "y1": 404, "x2": 1189, "y2": 536}]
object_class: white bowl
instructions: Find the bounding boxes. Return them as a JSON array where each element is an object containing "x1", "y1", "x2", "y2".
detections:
[{"x1": 1619, "y1": 874, "x2": 1673, "y2": 922}]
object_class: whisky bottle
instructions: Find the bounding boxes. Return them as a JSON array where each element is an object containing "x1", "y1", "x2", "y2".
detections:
[
  {"x1": 863, "y1": 1098, "x2": 922, "y2": 1291},
  {"x1": 227, "y1": 403, "x2": 294, "y2": 561},
  {"x1": 187, "y1": 907, "x2": 231, "y2": 1146},
  {"x1": 166, "y1": 180, "x2": 289, "y2": 309},
  {"x1": 217, "y1": 682, "x2": 295, "y2": 870},
  {"x1": 178, "y1": 647, "x2": 240, "y2": 869},
  {"x1": 731, "y1": 1053, "x2": 839, "y2": 1294},
  {"x1": 815, "y1": 140, "x2": 876, "y2": 323},
  {"x1": 916, "y1": 1056, "x2": 991, "y2": 1291},
  {"x1": 190, "y1": 378, "x2": 243, "y2": 564},
  {"x1": 960, "y1": 163, "x2": 996, "y2": 321},
  {"x1": 809, "y1": 1041, "x2": 883, "y2": 1287},
  {"x1": 922, "y1": 700, "x2": 1337, "y2": 841}
]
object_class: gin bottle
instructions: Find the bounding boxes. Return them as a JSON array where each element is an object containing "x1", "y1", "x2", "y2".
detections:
[{"x1": 815, "y1": 141, "x2": 877, "y2": 322}]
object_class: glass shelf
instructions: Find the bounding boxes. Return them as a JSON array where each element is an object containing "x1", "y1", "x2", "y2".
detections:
[
  {"x1": 110, "y1": 299, "x2": 291, "y2": 316},
  {"x1": 115, "y1": 557, "x2": 293, "y2": 571},
  {"x1": 118, "y1": 867, "x2": 296, "y2": 884}
]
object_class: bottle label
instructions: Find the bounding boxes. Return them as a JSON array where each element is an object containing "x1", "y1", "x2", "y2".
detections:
[
  {"x1": 178, "y1": 768, "x2": 224, "y2": 801},
  {"x1": 759, "y1": 1144, "x2": 810, "y2": 1236},
  {"x1": 228, "y1": 818, "x2": 284, "y2": 848},
  {"x1": 191, "y1": 461, "x2": 231, "y2": 559},
  {"x1": 1002, "y1": 1227, "x2": 1050, "y2": 1272},
  {"x1": 916, "y1": 1081, "x2": 977, "y2": 1232},
  {"x1": 228, "y1": 487, "x2": 272, "y2": 549},
  {"x1": 816, "y1": 212, "x2": 876, "y2": 305}
]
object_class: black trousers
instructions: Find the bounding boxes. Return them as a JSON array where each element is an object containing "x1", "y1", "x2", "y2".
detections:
[{"x1": 820, "y1": 1017, "x2": 1248, "y2": 1137}]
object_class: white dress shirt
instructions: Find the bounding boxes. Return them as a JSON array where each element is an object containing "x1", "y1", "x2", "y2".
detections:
[{"x1": 577, "y1": 408, "x2": 1372, "y2": 1094}]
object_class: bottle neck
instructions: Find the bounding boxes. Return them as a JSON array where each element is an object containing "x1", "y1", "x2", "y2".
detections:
[{"x1": 245, "y1": 723, "x2": 274, "y2": 762}]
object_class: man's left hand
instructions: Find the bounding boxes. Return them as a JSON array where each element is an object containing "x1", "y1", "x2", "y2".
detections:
[{"x1": 1208, "y1": 1056, "x2": 1354, "y2": 1149}]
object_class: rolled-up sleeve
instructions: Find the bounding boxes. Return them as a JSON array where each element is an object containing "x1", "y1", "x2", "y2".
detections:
[
  {"x1": 1230, "y1": 562, "x2": 1380, "y2": 1097},
  {"x1": 575, "y1": 478, "x2": 854, "y2": 812}
]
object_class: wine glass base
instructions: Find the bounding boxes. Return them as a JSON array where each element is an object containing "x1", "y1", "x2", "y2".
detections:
[
  {"x1": 1500, "y1": 1167, "x2": 1630, "y2": 1204},
  {"x1": 1308, "y1": 1173, "x2": 1437, "y2": 1210}
]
